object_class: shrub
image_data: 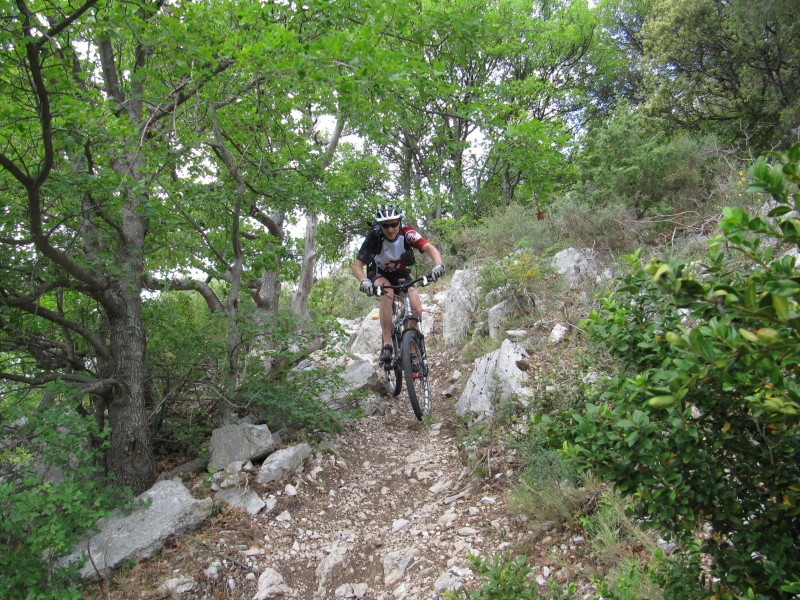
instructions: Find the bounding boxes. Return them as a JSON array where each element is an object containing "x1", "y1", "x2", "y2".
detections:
[
  {"x1": 308, "y1": 264, "x2": 374, "y2": 320},
  {"x1": 238, "y1": 366, "x2": 343, "y2": 435},
  {"x1": 448, "y1": 554, "x2": 561, "y2": 599},
  {"x1": 237, "y1": 313, "x2": 346, "y2": 435},
  {"x1": 573, "y1": 105, "x2": 725, "y2": 219},
  {"x1": 479, "y1": 250, "x2": 543, "y2": 312},
  {"x1": 0, "y1": 399, "x2": 123, "y2": 598},
  {"x1": 452, "y1": 203, "x2": 559, "y2": 260},
  {"x1": 543, "y1": 143, "x2": 800, "y2": 597}
]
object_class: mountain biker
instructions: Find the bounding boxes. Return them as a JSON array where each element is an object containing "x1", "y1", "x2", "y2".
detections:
[{"x1": 352, "y1": 206, "x2": 445, "y2": 364}]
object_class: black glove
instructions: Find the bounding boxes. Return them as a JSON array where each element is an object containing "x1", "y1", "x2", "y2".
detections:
[{"x1": 359, "y1": 279, "x2": 374, "y2": 296}]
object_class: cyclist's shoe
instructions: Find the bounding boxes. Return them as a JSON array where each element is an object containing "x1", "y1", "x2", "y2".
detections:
[{"x1": 379, "y1": 345, "x2": 393, "y2": 365}]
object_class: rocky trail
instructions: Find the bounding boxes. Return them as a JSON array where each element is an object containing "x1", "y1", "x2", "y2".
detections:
[
  {"x1": 96, "y1": 367, "x2": 519, "y2": 600},
  {"x1": 91, "y1": 261, "x2": 607, "y2": 600},
  {"x1": 245, "y1": 404, "x2": 512, "y2": 599}
]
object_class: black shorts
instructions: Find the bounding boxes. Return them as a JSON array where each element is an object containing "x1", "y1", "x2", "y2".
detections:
[{"x1": 371, "y1": 269, "x2": 412, "y2": 287}]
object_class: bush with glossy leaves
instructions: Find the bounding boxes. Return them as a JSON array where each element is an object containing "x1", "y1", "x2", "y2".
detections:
[{"x1": 543, "y1": 143, "x2": 800, "y2": 597}]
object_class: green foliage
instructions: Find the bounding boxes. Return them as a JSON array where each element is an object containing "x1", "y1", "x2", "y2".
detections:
[
  {"x1": 509, "y1": 460, "x2": 583, "y2": 528},
  {"x1": 479, "y1": 250, "x2": 543, "y2": 312},
  {"x1": 545, "y1": 145, "x2": 800, "y2": 596},
  {"x1": 144, "y1": 292, "x2": 232, "y2": 452},
  {"x1": 239, "y1": 367, "x2": 343, "y2": 436},
  {"x1": 451, "y1": 552, "x2": 669, "y2": 600},
  {"x1": 308, "y1": 265, "x2": 374, "y2": 320},
  {"x1": 448, "y1": 555, "x2": 553, "y2": 600},
  {"x1": 0, "y1": 400, "x2": 124, "y2": 599},
  {"x1": 429, "y1": 215, "x2": 478, "y2": 269},
  {"x1": 642, "y1": 0, "x2": 800, "y2": 150},
  {"x1": 453, "y1": 203, "x2": 559, "y2": 261},
  {"x1": 572, "y1": 105, "x2": 726, "y2": 218},
  {"x1": 238, "y1": 313, "x2": 347, "y2": 435},
  {"x1": 579, "y1": 493, "x2": 656, "y2": 574},
  {"x1": 145, "y1": 293, "x2": 346, "y2": 446},
  {"x1": 649, "y1": 543, "x2": 709, "y2": 600}
]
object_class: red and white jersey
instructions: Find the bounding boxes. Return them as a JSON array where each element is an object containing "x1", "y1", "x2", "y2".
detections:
[{"x1": 357, "y1": 225, "x2": 428, "y2": 274}]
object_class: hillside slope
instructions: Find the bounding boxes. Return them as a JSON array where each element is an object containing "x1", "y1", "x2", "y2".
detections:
[{"x1": 89, "y1": 288, "x2": 603, "y2": 599}]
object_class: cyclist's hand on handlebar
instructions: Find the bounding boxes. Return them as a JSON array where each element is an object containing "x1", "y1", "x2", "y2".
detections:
[
  {"x1": 431, "y1": 264, "x2": 445, "y2": 281},
  {"x1": 359, "y1": 279, "x2": 374, "y2": 296}
]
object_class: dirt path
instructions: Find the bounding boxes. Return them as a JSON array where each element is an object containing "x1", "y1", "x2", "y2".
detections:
[
  {"x1": 246, "y1": 401, "x2": 512, "y2": 599},
  {"x1": 98, "y1": 354, "x2": 519, "y2": 600}
]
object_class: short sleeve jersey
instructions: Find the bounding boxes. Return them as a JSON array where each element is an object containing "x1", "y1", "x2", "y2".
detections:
[{"x1": 357, "y1": 225, "x2": 429, "y2": 275}]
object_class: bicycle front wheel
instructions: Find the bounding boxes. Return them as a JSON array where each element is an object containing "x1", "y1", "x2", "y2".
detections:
[
  {"x1": 385, "y1": 335, "x2": 402, "y2": 397},
  {"x1": 401, "y1": 329, "x2": 431, "y2": 420}
]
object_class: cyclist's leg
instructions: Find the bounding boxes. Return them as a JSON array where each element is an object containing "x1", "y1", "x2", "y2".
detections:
[
  {"x1": 408, "y1": 286, "x2": 423, "y2": 331},
  {"x1": 373, "y1": 274, "x2": 393, "y2": 347}
]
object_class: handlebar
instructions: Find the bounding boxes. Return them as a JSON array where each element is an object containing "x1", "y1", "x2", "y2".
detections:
[{"x1": 375, "y1": 273, "x2": 437, "y2": 296}]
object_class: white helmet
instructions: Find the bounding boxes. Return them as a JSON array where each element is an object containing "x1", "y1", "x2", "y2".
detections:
[{"x1": 374, "y1": 205, "x2": 404, "y2": 223}]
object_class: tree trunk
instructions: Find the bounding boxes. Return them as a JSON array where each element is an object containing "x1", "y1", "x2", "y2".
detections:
[
  {"x1": 502, "y1": 163, "x2": 513, "y2": 206},
  {"x1": 208, "y1": 103, "x2": 247, "y2": 424},
  {"x1": 401, "y1": 136, "x2": 413, "y2": 200},
  {"x1": 104, "y1": 148, "x2": 156, "y2": 492},
  {"x1": 254, "y1": 267, "x2": 282, "y2": 314},
  {"x1": 291, "y1": 115, "x2": 346, "y2": 320},
  {"x1": 291, "y1": 212, "x2": 318, "y2": 321},
  {"x1": 105, "y1": 295, "x2": 156, "y2": 493},
  {"x1": 253, "y1": 211, "x2": 286, "y2": 316}
]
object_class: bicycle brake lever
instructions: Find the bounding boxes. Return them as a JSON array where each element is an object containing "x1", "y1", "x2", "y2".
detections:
[
  {"x1": 375, "y1": 285, "x2": 384, "y2": 296},
  {"x1": 421, "y1": 276, "x2": 429, "y2": 286}
]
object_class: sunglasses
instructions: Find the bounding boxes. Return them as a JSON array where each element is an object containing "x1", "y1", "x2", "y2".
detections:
[{"x1": 380, "y1": 221, "x2": 400, "y2": 229}]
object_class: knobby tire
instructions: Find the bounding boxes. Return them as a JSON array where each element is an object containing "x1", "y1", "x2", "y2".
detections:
[
  {"x1": 384, "y1": 334, "x2": 402, "y2": 397},
  {"x1": 401, "y1": 329, "x2": 431, "y2": 420}
]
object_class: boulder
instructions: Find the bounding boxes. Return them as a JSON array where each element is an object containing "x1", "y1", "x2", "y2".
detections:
[
  {"x1": 549, "y1": 323, "x2": 570, "y2": 344},
  {"x1": 256, "y1": 443, "x2": 312, "y2": 484},
  {"x1": 442, "y1": 269, "x2": 481, "y2": 348},
  {"x1": 209, "y1": 423, "x2": 278, "y2": 471},
  {"x1": 551, "y1": 248, "x2": 609, "y2": 289},
  {"x1": 320, "y1": 359, "x2": 384, "y2": 409},
  {"x1": 488, "y1": 298, "x2": 517, "y2": 340},
  {"x1": 348, "y1": 308, "x2": 383, "y2": 358},
  {"x1": 60, "y1": 479, "x2": 212, "y2": 579},
  {"x1": 455, "y1": 339, "x2": 532, "y2": 421},
  {"x1": 215, "y1": 487, "x2": 266, "y2": 516}
]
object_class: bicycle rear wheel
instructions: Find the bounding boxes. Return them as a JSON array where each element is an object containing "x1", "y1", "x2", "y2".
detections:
[
  {"x1": 384, "y1": 335, "x2": 402, "y2": 397},
  {"x1": 401, "y1": 329, "x2": 431, "y2": 420}
]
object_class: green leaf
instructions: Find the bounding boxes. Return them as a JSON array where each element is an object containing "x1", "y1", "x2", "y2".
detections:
[
  {"x1": 651, "y1": 262, "x2": 672, "y2": 281},
  {"x1": 755, "y1": 328, "x2": 782, "y2": 345},
  {"x1": 739, "y1": 328, "x2": 759, "y2": 343},
  {"x1": 647, "y1": 395, "x2": 677, "y2": 409},
  {"x1": 772, "y1": 294, "x2": 790, "y2": 321}
]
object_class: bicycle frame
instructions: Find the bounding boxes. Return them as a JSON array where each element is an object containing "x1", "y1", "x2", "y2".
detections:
[
  {"x1": 375, "y1": 273, "x2": 435, "y2": 419},
  {"x1": 376, "y1": 273, "x2": 433, "y2": 338}
]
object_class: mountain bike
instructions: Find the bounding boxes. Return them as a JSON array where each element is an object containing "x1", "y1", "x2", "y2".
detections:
[{"x1": 375, "y1": 273, "x2": 436, "y2": 420}]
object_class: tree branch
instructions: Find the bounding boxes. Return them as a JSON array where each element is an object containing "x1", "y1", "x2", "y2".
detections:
[
  {"x1": 144, "y1": 277, "x2": 224, "y2": 313},
  {"x1": 0, "y1": 371, "x2": 117, "y2": 395},
  {"x1": 37, "y1": 0, "x2": 102, "y2": 49},
  {"x1": 0, "y1": 296, "x2": 110, "y2": 360}
]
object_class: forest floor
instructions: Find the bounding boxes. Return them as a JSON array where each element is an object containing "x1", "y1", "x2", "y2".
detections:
[{"x1": 87, "y1": 317, "x2": 615, "y2": 600}]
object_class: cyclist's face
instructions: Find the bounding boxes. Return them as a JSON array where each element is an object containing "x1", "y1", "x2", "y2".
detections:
[{"x1": 380, "y1": 220, "x2": 401, "y2": 239}]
